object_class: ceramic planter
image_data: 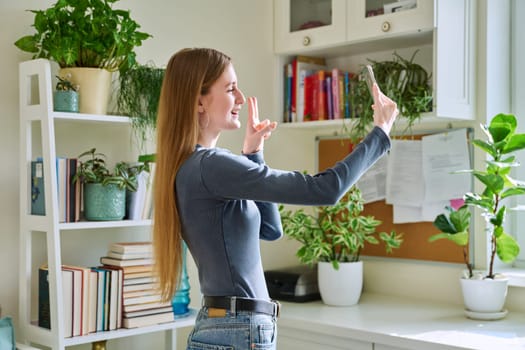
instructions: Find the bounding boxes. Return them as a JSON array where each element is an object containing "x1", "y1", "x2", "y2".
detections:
[
  {"x1": 318, "y1": 261, "x2": 363, "y2": 306},
  {"x1": 59, "y1": 67, "x2": 112, "y2": 115},
  {"x1": 83, "y1": 183, "x2": 126, "y2": 221},
  {"x1": 460, "y1": 276, "x2": 508, "y2": 315},
  {"x1": 53, "y1": 90, "x2": 79, "y2": 112}
]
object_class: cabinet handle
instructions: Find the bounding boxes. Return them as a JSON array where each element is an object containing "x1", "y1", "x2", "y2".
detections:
[
  {"x1": 302, "y1": 36, "x2": 311, "y2": 46},
  {"x1": 382, "y1": 21, "x2": 391, "y2": 32}
]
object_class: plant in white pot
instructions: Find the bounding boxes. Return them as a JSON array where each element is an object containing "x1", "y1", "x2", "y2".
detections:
[
  {"x1": 430, "y1": 113, "x2": 525, "y2": 319},
  {"x1": 14, "y1": 0, "x2": 151, "y2": 115},
  {"x1": 280, "y1": 186, "x2": 403, "y2": 306}
]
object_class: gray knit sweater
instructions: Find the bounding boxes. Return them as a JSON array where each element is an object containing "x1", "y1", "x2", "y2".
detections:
[{"x1": 175, "y1": 126, "x2": 391, "y2": 300}]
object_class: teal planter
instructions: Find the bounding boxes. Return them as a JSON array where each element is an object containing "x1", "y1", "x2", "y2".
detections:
[
  {"x1": 83, "y1": 183, "x2": 126, "y2": 221},
  {"x1": 53, "y1": 90, "x2": 79, "y2": 112}
]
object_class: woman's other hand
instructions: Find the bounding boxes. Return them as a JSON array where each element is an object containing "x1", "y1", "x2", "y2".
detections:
[
  {"x1": 242, "y1": 96, "x2": 277, "y2": 154},
  {"x1": 371, "y1": 83, "x2": 398, "y2": 135}
]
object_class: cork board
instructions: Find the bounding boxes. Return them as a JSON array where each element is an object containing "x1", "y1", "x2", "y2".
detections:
[{"x1": 316, "y1": 132, "x2": 470, "y2": 263}]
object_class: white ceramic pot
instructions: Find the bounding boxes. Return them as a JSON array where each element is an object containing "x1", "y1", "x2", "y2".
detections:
[
  {"x1": 59, "y1": 67, "x2": 112, "y2": 115},
  {"x1": 318, "y1": 261, "x2": 363, "y2": 306},
  {"x1": 460, "y1": 277, "x2": 508, "y2": 313}
]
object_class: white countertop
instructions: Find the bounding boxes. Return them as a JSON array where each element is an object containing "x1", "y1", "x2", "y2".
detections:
[{"x1": 277, "y1": 293, "x2": 525, "y2": 350}]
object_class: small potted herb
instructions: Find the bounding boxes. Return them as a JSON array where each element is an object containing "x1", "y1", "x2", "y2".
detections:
[
  {"x1": 53, "y1": 74, "x2": 79, "y2": 113},
  {"x1": 73, "y1": 148, "x2": 140, "y2": 221}
]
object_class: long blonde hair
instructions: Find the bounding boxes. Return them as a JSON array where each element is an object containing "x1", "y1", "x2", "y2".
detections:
[{"x1": 153, "y1": 48, "x2": 231, "y2": 301}]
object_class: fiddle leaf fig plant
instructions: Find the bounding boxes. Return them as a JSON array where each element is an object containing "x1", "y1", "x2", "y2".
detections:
[
  {"x1": 280, "y1": 186, "x2": 403, "y2": 270},
  {"x1": 430, "y1": 113, "x2": 525, "y2": 279}
]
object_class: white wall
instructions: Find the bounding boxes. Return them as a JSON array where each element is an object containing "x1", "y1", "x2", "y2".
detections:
[{"x1": 2, "y1": 0, "x2": 525, "y2": 349}]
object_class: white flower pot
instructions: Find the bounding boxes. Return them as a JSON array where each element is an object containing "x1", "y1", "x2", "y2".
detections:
[
  {"x1": 318, "y1": 261, "x2": 363, "y2": 306},
  {"x1": 460, "y1": 277, "x2": 508, "y2": 313}
]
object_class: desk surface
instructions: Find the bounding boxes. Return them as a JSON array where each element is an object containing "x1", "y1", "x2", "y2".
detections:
[{"x1": 277, "y1": 293, "x2": 525, "y2": 350}]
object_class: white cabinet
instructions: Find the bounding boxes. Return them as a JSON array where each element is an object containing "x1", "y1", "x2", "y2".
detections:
[
  {"x1": 277, "y1": 325, "x2": 372, "y2": 350},
  {"x1": 274, "y1": 0, "x2": 347, "y2": 54},
  {"x1": 347, "y1": 0, "x2": 434, "y2": 42},
  {"x1": 17, "y1": 59, "x2": 195, "y2": 350},
  {"x1": 274, "y1": 0, "x2": 475, "y2": 127}
]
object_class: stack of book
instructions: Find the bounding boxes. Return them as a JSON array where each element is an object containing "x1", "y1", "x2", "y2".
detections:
[{"x1": 100, "y1": 242, "x2": 174, "y2": 328}]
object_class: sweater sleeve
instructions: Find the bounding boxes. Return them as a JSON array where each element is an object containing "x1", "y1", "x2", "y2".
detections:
[{"x1": 200, "y1": 126, "x2": 391, "y2": 206}]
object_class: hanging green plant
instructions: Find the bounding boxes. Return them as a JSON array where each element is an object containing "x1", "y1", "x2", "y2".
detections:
[
  {"x1": 345, "y1": 51, "x2": 433, "y2": 141},
  {"x1": 116, "y1": 62, "x2": 165, "y2": 151}
]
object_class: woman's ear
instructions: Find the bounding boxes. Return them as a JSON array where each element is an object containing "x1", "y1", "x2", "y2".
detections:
[{"x1": 197, "y1": 98, "x2": 205, "y2": 113}]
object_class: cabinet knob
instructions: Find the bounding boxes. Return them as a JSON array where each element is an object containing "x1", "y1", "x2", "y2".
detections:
[
  {"x1": 382, "y1": 21, "x2": 391, "y2": 32},
  {"x1": 302, "y1": 36, "x2": 311, "y2": 46}
]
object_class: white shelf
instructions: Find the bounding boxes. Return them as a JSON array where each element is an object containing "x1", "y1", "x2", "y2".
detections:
[{"x1": 18, "y1": 58, "x2": 190, "y2": 350}]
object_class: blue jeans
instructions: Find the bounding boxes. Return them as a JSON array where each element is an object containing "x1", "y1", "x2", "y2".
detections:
[{"x1": 186, "y1": 307, "x2": 277, "y2": 350}]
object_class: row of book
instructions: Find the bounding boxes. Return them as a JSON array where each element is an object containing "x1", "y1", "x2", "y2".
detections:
[
  {"x1": 38, "y1": 242, "x2": 174, "y2": 337},
  {"x1": 283, "y1": 55, "x2": 357, "y2": 123},
  {"x1": 30, "y1": 158, "x2": 155, "y2": 222}
]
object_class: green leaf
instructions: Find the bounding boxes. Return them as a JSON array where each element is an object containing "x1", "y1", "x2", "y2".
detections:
[
  {"x1": 496, "y1": 232, "x2": 520, "y2": 263},
  {"x1": 471, "y1": 139, "x2": 496, "y2": 158},
  {"x1": 488, "y1": 113, "x2": 516, "y2": 143},
  {"x1": 428, "y1": 231, "x2": 468, "y2": 246},
  {"x1": 433, "y1": 213, "x2": 457, "y2": 233},
  {"x1": 473, "y1": 172, "x2": 504, "y2": 193},
  {"x1": 503, "y1": 134, "x2": 525, "y2": 153},
  {"x1": 449, "y1": 206, "x2": 471, "y2": 232}
]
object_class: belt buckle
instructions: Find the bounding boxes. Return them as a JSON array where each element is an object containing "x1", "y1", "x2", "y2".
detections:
[{"x1": 273, "y1": 300, "x2": 281, "y2": 318}]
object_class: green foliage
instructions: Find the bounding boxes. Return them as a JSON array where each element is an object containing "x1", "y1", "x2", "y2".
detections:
[
  {"x1": 280, "y1": 186, "x2": 403, "y2": 269},
  {"x1": 55, "y1": 75, "x2": 78, "y2": 92},
  {"x1": 431, "y1": 113, "x2": 525, "y2": 278},
  {"x1": 14, "y1": 0, "x2": 151, "y2": 73},
  {"x1": 345, "y1": 51, "x2": 433, "y2": 141},
  {"x1": 73, "y1": 148, "x2": 143, "y2": 192},
  {"x1": 116, "y1": 63, "x2": 165, "y2": 150}
]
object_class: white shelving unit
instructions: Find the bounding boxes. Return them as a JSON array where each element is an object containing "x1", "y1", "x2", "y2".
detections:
[{"x1": 18, "y1": 59, "x2": 196, "y2": 350}]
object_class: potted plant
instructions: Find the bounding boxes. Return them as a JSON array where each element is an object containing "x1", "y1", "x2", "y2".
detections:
[
  {"x1": 14, "y1": 0, "x2": 151, "y2": 115},
  {"x1": 430, "y1": 113, "x2": 525, "y2": 318},
  {"x1": 53, "y1": 74, "x2": 79, "y2": 113},
  {"x1": 73, "y1": 148, "x2": 140, "y2": 221},
  {"x1": 345, "y1": 51, "x2": 433, "y2": 141},
  {"x1": 116, "y1": 62, "x2": 165, "y2": 152},
  {"x1": 280, "y1": 186, "x2": 403, "y2": 305}
]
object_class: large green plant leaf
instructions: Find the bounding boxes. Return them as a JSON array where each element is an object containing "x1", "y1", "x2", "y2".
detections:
[
  {"x1": 496, "y1": 232, "x2": 520, "y2": 263},
  {"x1": 503, "y1": 133, "x2": 525, "y2": 153},
  {"x1": 488, "y1": 113, "x2": 516, "y2": 143}
]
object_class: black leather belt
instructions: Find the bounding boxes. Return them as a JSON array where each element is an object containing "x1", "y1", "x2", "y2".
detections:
[{"x1": 203, "y1": 296, "x2": 281, "y2": 318}]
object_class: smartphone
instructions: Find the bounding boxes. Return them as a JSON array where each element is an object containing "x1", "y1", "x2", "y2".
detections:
[{"x1": 365, "y1": 64, "x2": 377, "y2": 96}]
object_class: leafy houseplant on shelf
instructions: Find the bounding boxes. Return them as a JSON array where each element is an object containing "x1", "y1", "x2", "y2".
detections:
[
  {"x1": 346, "y1": 51, "x2": 433, "y2": 142},
  {"x1": 14, "y1": 0, "x2": 151, "y2": 115},
  {"x1": 430, "y1": 113, "x2": 525, "y2": 319},
  {"x1": 280, "y1": 186, "x2": 403, "y2": 306},
  {"x1": 73, "y1": 148, "x2": 141, "y2": 221},
  {"x1": 116, "y1": 62, "x2": 165, "y2": 152}
]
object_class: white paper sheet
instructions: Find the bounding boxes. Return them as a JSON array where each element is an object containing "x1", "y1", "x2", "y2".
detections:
[
  {"x1": 421, "y1": 129, "x2": 472, "y2": 202},
  {"x1": 356, "y1": 156, "x2": 388, "y2": 203},
  {"x1": 386, "y1": 140, "x2": 424, "y2": 206}
]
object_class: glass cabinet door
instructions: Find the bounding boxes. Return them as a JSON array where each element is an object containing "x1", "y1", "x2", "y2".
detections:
[
  {"x1": 347, "y1": 0, "x2": 433, "y2": 42},
  {"x1": 274, "y1": 0, "x2": 346, "y2": 54}
]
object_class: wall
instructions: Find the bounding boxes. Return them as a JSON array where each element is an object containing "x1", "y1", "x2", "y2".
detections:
[{"x1": 1, "y1": 0, "x2": 525, "y2": 349}]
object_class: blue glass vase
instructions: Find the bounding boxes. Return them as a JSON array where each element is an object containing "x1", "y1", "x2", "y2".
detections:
[{"x1": 172, "y1": 241, "x2": 190, "y2": 317}]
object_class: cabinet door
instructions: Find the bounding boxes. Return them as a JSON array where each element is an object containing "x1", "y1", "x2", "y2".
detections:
[
  {"x1": 434, "y1": 0, "x2": 475, "y2": 120},
  {"x1": 277, "y1": 326, "x2": 373, "y2": 350},
  {"x1": 347, "y1": 0, "x2": 433, "y2": 42},
  {"x1": 274, "y1": 0, "x2": 346, "y2": 54}
]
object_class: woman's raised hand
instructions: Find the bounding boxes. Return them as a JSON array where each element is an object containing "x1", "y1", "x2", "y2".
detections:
[
  {"x1": 371, "y1": 83, "x2": 398, "y2": 135},
  {"x1": 242, "y1": 96, "x2": 277, "y2": 154}
]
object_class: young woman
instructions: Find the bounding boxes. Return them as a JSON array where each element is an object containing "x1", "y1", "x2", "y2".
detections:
[{"x1": 153, "y1": 48, "x2": 398, "y2": 350}]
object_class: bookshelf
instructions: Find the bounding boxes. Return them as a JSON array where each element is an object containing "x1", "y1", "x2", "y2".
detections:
[
  {"x1": 274, "y1": 0, "x2": 476, "y2": 128},
  {"x1": 18, "y1": 59, "x2": 196, "y2": 350}
]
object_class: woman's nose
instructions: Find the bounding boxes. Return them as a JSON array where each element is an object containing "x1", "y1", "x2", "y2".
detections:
[{"x1": 236, "y1": 89, "x2": 246, "y2": 105}]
